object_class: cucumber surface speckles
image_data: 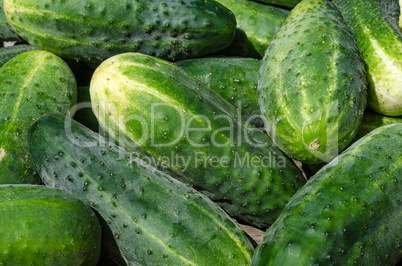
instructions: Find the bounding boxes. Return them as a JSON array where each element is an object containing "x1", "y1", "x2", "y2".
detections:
[
  {"x1": 28, "y1": 114, "x2": 254, "y2": 266},
  {"x1": 3, "y1": 0, "x2": 236, "y2": 63},
  {"x1": 259, "y1": 0, "x2": 367, "y2": 164},
  {"x1": 252, "y1": 123, "x2": 402, "y2": 265}
]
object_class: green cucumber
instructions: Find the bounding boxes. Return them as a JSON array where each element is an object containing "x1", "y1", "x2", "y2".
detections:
[
  {"x1": 176, "y1": 57, "x2": 263, "y2": 127},
  {"x1": 333, "y1": 0, "x2": 402, "y2": 116},
  {"x1": 251, "y1": 123, "x2": 402, "y2": 265},
  {"x1": 0, "y1": 50, "x2": 76, "y2": 184},
  {"x1": 216, "y1": 28, "x2": 249, "y2": 57},
  {"x1": 28, "y1": 114, "x2": 254, "y2": 265},
  {"x1": 0, "y1": 44, "x2": 38, "y2": 67},
  {"x1": 249, "y1": 0, "x2": 301, "y2": 8},
  {"x1": 259, "y1": 0, "x2": 367, "y2": 164},
  {"x1": 0, "y1": 0, "x2": 21, "y2": 41},
  {"x1": 215, "y1": 0, "x2": 289, "y2": 58},
  {"x1": 73, "y1": 86, "x2": 99, "y2": 133},
  {"x1": 90, "y1": 52, "x2": 305, "y2": 228},
  {"x1": 0, "y1": 184, "x2": 101, "y2": 265},
  {"x1": 400, "y1": 0, "x2": 402, "y2": 30},
  {"x1": 3, "y1": 0, "x2": 236, "y2": 63},
  {"x1": 354, "y1": 111, "x2": 402, "y2": 141}
]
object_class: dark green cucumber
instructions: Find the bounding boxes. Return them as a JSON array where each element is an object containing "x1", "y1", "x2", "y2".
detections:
[
  {"x1": 176, "y1": 57, "x2": 262, "y2": 127},
  {"x1": 0, "y1": 0, "x2": 21, "y2": 41},
  {"x1": 90, "y1": 52, "x2": 305, "y2": 228},
  {"x1": 333, "y1": 0, "x2": 402, "y2": 116},
  {"x1": 353, "y1": 111, "x2": 402, "y2": 141},
  {"x1": 249, "y1": 0, "x2": 301, "y2": 8},
  {"x1": 0, "y1": 50, "x2": 76, "y2": 184},
  {"x1": 252, "y1": 123, "x2": 402, "y2": 265},
  {"x1": 215, "y1": 0, "x2": 289, "y2": 58},
  {"x1": 73, "y1": 86, "x2": 99, "y2": 133},
  {"x1": 3, "y1": 0, "x2": 236, "y2": 63},
  {"x1": 216, "y1": 28, "x2": 249, "y2": 57},
  {"x1": 400, "y1": 0, "x2": 402, "y2": 30},
  {"x1": 259, "y1": 0, "x2": 367, "y2": 164},
  {"x1": 0, "y1": 184, "x2": 101, "y2": 265},
  {"x1": 0, "y1": 44, "x2": 38, "y2": 67},
  {"x1": 28, "y1": 114, "x2": 254, "y2": 265}
]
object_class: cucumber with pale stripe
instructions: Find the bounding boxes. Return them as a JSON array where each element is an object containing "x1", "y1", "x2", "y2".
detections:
[
  {"x1": 0, "y1": 50, "x2": 76, "y2": 184},
  {"x1": 3, "y1": 0, "x2": 236, "y2": 63},
  {"x1": 215, "y1": 0, "x2": 289, "y2": 58},
  {"x1": 0, "y1": 184, "x2": 101, "y2": 265},
  {"x1": 252, "y1": 123, "x2": 402, "y2": 265},
  {"x1": 90, "y1": 52, "x2": 305, "y2": 228},
  {"x1": 176, "y1": 57, "x2": 262, "y2": 127},
  {"x1": 259, "y1": 0, "x2": 367, "y2": 164},
  {"x1": 333, "y1": 0, "x2": 402, "y2": 116},
  {"x1": 28, "y1": 114, "x2": 254, "y2": 265}
]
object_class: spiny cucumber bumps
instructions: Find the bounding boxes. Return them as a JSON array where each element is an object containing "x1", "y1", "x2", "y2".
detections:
[
  {"x1": 90, "y1": 52, "x2": 305, "y2": 228},
  {"x1": 28, "y1": 114, "x2": 254, "y2": 265},
  {"x1": 252, "y1": 123, "x2": 402, "y2": 265},
  {"x1": 0, "y1": 44, "x2": 38, "y2": 67},
  {"x1": 3, "y1": 0, "x2": 236, "y2": 63},
  {"x1": 215, "y1": 0, "x2": 289, "y2": 58},
  {"x1": 0, "y1": 50, "x2": 76, "y2": 184},
  {"x1": 176, "y1": 57, "x2": 262, "y2": 127},
  {"x1": 258, "y1": 0, "x2": 367, "y2": 164},
  {"x1": 333, "y1": 0, "x2": 402, "y2": 116},
  {"x1": 0, "y1": 184, "x2": 101, "y2": 265}
]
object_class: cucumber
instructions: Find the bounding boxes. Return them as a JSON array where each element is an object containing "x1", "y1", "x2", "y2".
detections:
[
  {"x1": 354, "y1": 111, "x2": 402, "y2": 141},
  {"x1": 251, "y1": 123, "x2": 402, "y2": 265},
  {"x1": 0, "y1": 184, "x2": 101, "y2": 265},
  {"x1": 0, "y1": 0, "x2": 21, "y2": 41},
  {"x1": 73, "y1": 86, "x2": 99, "y2": 133},
  {"x1": 215, "y1": 0, "x2": 289, "y2": 58},
  {"x1": 0, "y1": 50, "x2": 76, "y2": 184},
  {"x1": 27, "y1": 114, "x2": 254, "y2": 265},
  {"x1": 333, "y1": 0, "x2": 402, "y2": 116},
  {"x1": 90, "y1": 52, "x2": 305, "y2": 228},
  {"x1": 400, "y1": 0, "x2": 402, "y2": 30},
  {"x1": 3, "y1": 0, "x2": 236, "y2": 63},
  {"x1": 176, "y1": 57, "x2": 263, "y2": 127},
  {"x1": 259, "y1": 0, "x2": 367, "y2": 164},
  {"x1": 249, "y1": 0, "x2": 301, "y2": 8},
  {"x1": 0, "y1": 44, "x2": 38, "y2": 67},
  {"x1": 216, "y1": 28, "x2": 249, "y2": 57}
]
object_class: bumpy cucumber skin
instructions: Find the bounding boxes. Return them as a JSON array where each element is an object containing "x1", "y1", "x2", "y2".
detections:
[
  {"x1": 249, "y1": 0, "x2": 301, "y2": 8},
  {"x1": 176, "y1": 57, "x2": 262, "y2": 127},
  {"x1": 3, "y1": 0, "x2": 236, "y2": 63},
  {"x1": 252, "y1": 123, "x2": 402, "y2": 266},
  {"x1": 215, "y1": 0, "x2": 288, "y2": 58},
  {"x1": 0, "y1": 184, "x2": 101, "y2": 265},
  {"x1": 28, "y1": 114, "x2": 254, "y2": 266},
  {"x1": 353, "y1": 111, "x2": 402, "y2": 141},
  {"x1": 259, "y1": 0, "x2": 367, "y2": 164},
  {"x1": 90, "y1": 52, "x2": 305, "y2": 228},
  {"x1": 0, "y1": 0, "x2": 20, "y2": 41},
  {"x1": 0, "y1": 50, "x2": 76, "y2": 184},
  {"x1": 0, "y1": 44, "x2": 38, "y2": 67},
  {"x1": 334, "y1": 0, "x2": 402, "y2": 116}
]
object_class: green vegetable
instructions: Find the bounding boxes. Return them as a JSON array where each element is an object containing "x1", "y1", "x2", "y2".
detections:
[
  {"x1": 252, "y1": 123, "x2": 402, "y2": 265},
  {"x1": 259, "y1": 0, "x2": 367, "y2": 164},
  {"x1": 217, "y1": 28, "x2": 249, "y2": 57},
  {"x1": 0, "y1": 44, "x2": 38, "y2": 67},
  {"x1": 0, "y1": 184, "x2": 101, "y2": 265},
  {"x1": 333, "y1": 0, "x2": 402, "y2": 116},
  {"x1": 353, "y1": 111, "x2": 402, "y2": 141},
  {"x1": 215, "y1": 0, "x2": 289, "y2": 58},
  {"x1": 0, "y1": 0, "x2": 21, "y2": 41},
  {"x1": 176, "y1": 57, "x2": 263, "y2": 127},
  {"x1": 90, "y1": 52, "x2": 305, "y2": 228},
  {"x1": 3, "y1": 0, "x2": 236, "y2": 63},
  {"x1": 28, "y1": 114, "x2": 254, "y2": 265},
  {"x1": 0, "y1": 50, "x2": 76, "y2": 184}
]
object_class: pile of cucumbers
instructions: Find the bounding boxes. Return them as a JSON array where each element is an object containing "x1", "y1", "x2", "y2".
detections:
[{"x1": 0, "y1": 0, "x2": 401, "y2": 265}]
